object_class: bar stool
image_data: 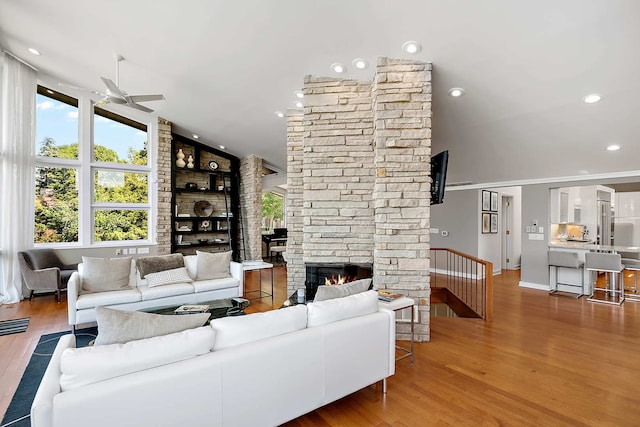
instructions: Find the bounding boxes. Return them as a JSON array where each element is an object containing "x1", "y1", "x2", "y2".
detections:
[
  {"x1": 585, "y1": 252, "x2": 624, "y2": 305},
  {"x1": 547, "y1": 251, "x2": 584, "y2": 298},
  {"x1": 621, "y1": 253, "x2": 640, "y2": 302}
]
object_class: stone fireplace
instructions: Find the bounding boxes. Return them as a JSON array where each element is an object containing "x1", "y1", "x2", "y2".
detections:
[
  {"x1": 287, "y1": 57, "x2": 432, "y2": 341},
  {"x1": 305, "y1": 263, "x2": 373, "y2": 301}
]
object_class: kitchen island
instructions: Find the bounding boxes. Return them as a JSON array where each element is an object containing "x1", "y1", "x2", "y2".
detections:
[{"x1": 548, "y1": 241, "x2": 639, "y2": 297}]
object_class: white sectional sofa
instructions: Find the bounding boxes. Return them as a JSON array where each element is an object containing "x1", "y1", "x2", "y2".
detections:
[
  {"x1": 33, "y1": 290, "x2": 395, "y2": 427},
  {"x1": 68, "y1": 254, "x2": 243, "y2": 332}
]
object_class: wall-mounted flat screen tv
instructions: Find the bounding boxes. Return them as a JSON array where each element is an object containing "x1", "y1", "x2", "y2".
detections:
[{"x1": 430, "y1": 150, "x2": 449, "y2": 205}]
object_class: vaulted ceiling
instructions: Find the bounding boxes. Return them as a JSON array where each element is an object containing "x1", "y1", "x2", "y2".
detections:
[{"x1": 1, "y1": 0, "x2": 638, "y2": 186}]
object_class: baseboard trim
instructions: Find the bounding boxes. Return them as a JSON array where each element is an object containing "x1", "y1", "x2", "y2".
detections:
[{"x1": 518, "y1": 281, "x2": 549, "y2": 291}]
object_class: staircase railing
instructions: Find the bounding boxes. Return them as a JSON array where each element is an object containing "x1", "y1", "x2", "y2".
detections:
[{"x1": 430, "y1": 248, "x2": 493, "y2": 321}]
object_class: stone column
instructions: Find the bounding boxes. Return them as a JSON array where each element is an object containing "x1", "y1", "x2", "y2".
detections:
[
  {"x1": 286, "y1": 112, "x2": 304, "y2": 296},
  {"x1": 372, "y1": 58, "x2": 432, "y2": 341},
  {"x1": 156, "y1": 117, "x2": 173, "y2": 255},
  {"x1": 239, "y1": 155, "x2": 263, "y2": 261},
  {"x1": 301, "y1": 77, "x2": 374, "y2": 266}
]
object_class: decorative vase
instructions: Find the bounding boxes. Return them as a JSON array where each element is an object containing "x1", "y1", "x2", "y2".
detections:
[
  {"x1": 176, "y1": 148, "x2": 186, "y2": 168},
  {"x1": 187, "y1": 155, "x2": 194, "y2": 169}
]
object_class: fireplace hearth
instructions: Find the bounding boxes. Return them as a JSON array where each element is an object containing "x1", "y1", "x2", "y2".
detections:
[{"x1": 305, "y1": 263, "x2": 373, "y2": 301}]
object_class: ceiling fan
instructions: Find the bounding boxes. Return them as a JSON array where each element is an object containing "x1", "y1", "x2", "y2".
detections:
[
  {"x1": 93, "y1": 54, "x2": 165, "y2": 113},
  {"x1": 59, "y1": 54, "x2": 165, "y2": 113}
]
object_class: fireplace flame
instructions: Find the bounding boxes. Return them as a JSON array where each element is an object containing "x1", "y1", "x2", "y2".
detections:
[{"x1": 324, "y1": 274, "x2": 353, "y2": 286}]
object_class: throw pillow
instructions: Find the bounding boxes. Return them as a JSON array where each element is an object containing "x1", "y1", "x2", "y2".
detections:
[
  {"x1": 307, "y1": 290, "x2": 379, "y2": 328},
  {"x1": 313, "y1": 278, "x2": 372, "y2": 302},
  {"x1": 210, "y1": 305, "x2": 307, "y2": 351},
  {"x1": 145, "y1": 267, "x2": 193, "y2": 288},
  {"x1": 135, "y1": 253, "x2": 185, "y2": 279},
  {"x1": 94, "y1": 307, "x2": 210, "y2": 346},
  {"x1": 81, "y1": 257, "x2": 132, "y2": 293},
  {"x1": 60, "y1": 326, "x2": 215, "y2": 392},
  {"x1": 196, "y1": 250, "x2": 232, "y2": 280}
]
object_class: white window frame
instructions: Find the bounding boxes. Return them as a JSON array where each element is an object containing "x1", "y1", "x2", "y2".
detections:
[{"x1": 34, "y1": 78, "x2": 158, "y2": 248}]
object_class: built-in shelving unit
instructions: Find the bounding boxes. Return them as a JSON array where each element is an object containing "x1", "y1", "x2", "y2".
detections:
[{"x1": 171, "y1": 134, "x2": 240, "y2": 258}]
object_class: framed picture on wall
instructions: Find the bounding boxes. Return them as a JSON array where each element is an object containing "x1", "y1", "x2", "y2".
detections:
[
  {"x1": 490, "y1": 213, "x2": 498, "y2": 233},
  {"x1": 482, "y1": 190, "x2": 491, "y2": 211},
  {"x1": 490, "y1": 191, "x2": 499, "y2": 212},
  {"x1": 482, "y1": 212, "x2": 491, "y2": 234}
]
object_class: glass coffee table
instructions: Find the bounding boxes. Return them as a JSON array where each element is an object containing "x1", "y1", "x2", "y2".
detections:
[{"x1": 143, "y1": 297, "x2": 250, "y2": 323}]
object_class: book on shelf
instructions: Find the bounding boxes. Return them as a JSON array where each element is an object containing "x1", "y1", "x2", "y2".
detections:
[
  {"x1": 377, "y1": 290, "x2": 404, "y2": 302},
  {"x1": 173, "y1": 304, "x2": 210, "y2": 314}
]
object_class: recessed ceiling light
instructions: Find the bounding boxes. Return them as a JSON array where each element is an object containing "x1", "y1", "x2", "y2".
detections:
[
  {"x1": 331, "y1": 63, "x2": 346, "y2": 73},
  {"x1": 294, "y1": 90, "x2": 304, "y2": 99},
  {"x1": 402, "y1": 41, "x2": 421, "y2": 54},
  {"x1": 28, "y1": 47, "x2": 41, "y2": 55},
  {"x1": 352, "y1": 58, "x2": 368, "y2": 69},
  {"x1": 218, "y1": 145, "x2": 226, "y2": 150},
  {"x1": 606, "y1": 144, "x2": 620, "y2": 151},
  {"x1": 583, "y1": 94, "x2": 602, "y2": 104},
  {"x1": 192, "y1": 134, "x2": 199, "y2": 139},
  {"x1": 294, "y1": 101, "x2": 303, "y2": 109},
  {"x1": 46, "y1": 89, "x2": 54, "y2": 95},
  {"x1": 275, "y1": 111, "x2": 285, "y2": 118},
  {"x1": 448, "y1": 87, "x2": 465, "y2": 97}
]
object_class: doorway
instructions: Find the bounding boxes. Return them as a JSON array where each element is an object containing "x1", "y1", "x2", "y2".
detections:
[{"x1": 502, "y1": 195, "x2": 514, "y2": 270}]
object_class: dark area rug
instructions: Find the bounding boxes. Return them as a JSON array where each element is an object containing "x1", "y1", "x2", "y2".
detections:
[
  {"x1": 0, "y1": 318, "x2": 29, "y2": 337},
  {"x1": 1, "y1": 327, "x2": 97, "y2": 427}
]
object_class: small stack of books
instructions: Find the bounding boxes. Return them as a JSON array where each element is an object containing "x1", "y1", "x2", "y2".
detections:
[
  {"x1": 173, "y1": 304, "x2": 210, "y2": 315},
  {"x1": 377, "y1": 290, "x2": 404, "y2": 302}
]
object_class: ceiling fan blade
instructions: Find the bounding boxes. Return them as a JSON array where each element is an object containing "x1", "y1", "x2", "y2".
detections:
[
  {"x1": 126, "y1": 102, "x2": 154, "y2": 113},
  {"x1": 100, "y1": 77, "x2": 125, "y2": 96},
  {"x1": 128, "y1": 94, "x2": 165, "y2": 103}
]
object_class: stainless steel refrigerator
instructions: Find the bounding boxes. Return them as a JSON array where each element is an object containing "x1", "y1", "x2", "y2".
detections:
[{"x1": 597, "y1": 190, "x2": 612, "y2": 246}]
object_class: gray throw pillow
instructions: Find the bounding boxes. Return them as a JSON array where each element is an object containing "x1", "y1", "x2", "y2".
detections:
[
  {"x1": 81, "y1": 257, "x2": 132, "y2": 293},
  {"x1": 94, "y1": 307, "x2": 210, "y2": 346},
  {"x1": 196, "y1": 251, "x2": 232, "y2": 280},
  {"x1": 313, "y1": 278, "x2": 373, "y2": 302},
  {"x1": 136, "y1": 253, "x2": 185, "y2": 279}
]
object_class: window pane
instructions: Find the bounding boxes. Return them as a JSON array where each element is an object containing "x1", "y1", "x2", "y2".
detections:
[
  {"x1": 94, "y1": 170, "x2": 148, "y2": 203},
  {"x1": 35, "y1": 167, "x2": 79, "y2": 243},
  {"x1": 94, "y1": 210, "x2": 148, "y2": 241},
  {"x1": 36, "y1": 92, "x2": 79, "y2": 160},
  {"x1": 94, "y1": 108, "x2": 147, "y2": 165},
  {"x1": 262, "y1": 192, "x2": 285, "y2": 231}
]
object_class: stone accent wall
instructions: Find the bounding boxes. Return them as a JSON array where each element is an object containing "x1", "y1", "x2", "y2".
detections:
[
  {"x1": 239, "y1": 155, "x2": 263, "y2": 261},
  {"x1": 372, "y1": 58, "x2": 432, "y2": 341},
  {"x1": 302, "y1": 77, "x2": 375, "y2": 264},
  {"x1": 286, "y1": 112, "x2": 305, "y2": 293},
  {"x1": 286, "y1": 57, "x2": 432, "y2": 341},
  {"x1": 156, "y1": 117, "x2": 173, "y2": 255}
]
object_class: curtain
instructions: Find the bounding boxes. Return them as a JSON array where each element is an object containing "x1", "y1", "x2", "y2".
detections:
[{"x1": 0, "y1": 52, "x2": 37, "y2": 304}]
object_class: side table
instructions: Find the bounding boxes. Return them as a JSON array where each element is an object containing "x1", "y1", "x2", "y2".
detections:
[
  {"x1": 379, "y1": 296, "x2": 415, "y2": 365},
  {"x1": 242, "y1": 262, "x2": 274, "y2": 301}
]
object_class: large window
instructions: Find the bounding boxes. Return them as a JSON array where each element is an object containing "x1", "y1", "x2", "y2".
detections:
[
  {"x1": 35, "y1": 87, "x2": 79, "y2": 243},
  {"x1": 34, "y1": 85, "x2": 154, "y2": 246}
]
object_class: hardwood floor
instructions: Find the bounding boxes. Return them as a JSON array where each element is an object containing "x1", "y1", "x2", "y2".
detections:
[{"x1": 2, "y1": 268, "x2": 640, "y2": 426}]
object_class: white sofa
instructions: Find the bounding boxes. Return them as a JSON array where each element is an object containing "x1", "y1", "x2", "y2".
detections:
[
  {"x1": 33, "y1": 291, "x2": 395, "y2": 427},
  {"x1": 68, "y1": 255, "x2": 243, "y2": 331}
]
